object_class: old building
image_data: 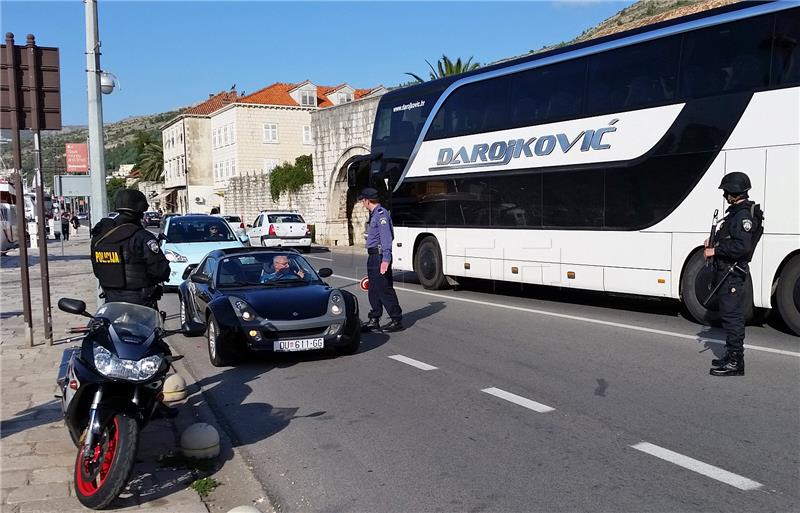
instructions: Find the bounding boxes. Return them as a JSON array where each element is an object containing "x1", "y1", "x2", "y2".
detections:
[
  {"x1": 159, "y1": 90, "x2": 237, "y2": 213},
  {"x1": 310, "y1": 89, "x2": 386, "y2": 246},
  {"x1": 218, "y1": 81, "x2": 383, "y2": 224}
]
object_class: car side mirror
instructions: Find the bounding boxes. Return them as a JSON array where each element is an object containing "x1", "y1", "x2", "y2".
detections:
[
  {"x1": 190, "y1": 274, "x2": 210, "y2": 285},
  {"x1": 318, "y1": 268, "x2": 333, "y2": 278},
  {"x1": 58, "y1": 298, "x2": 92, "y2": 318},
  {"x1": 246, "y1": 224, "x2": 252, "y2": 228},
  {"x1": 182, "y1": 264, "x2": 199, "y2": 280},
  {"x1": 238, "y1": 233, "x2": 249, "y2": 243}
]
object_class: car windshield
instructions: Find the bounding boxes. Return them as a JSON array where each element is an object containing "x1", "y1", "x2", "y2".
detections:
[
  {"x1": 267, "y1": 214, "x2": 304, "y2": 223},
  {"x1": 166, "y1": 218, "x2": 237, "y2": 243},
  {"x1": 217, "y1": 253, "x2": 319, "y2": 287},
  {"x1": 96, "y1": 302, "x2": 161, "y2": 341}
]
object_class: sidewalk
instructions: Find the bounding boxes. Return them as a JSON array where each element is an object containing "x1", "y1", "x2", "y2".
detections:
[{"x1": 0, "y1": 232, "x2": 209, "y2": 512}]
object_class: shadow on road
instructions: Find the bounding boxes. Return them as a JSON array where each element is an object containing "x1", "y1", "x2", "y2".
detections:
[{"x1": 0, "y1": 399, "x2": 62, "y2": 439}]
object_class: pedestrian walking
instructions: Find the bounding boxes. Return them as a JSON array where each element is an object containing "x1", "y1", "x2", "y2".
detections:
[
  {"x1": 91, "y1": 189, "x2": 171, "y2": 309},
  {"x1": 358, "y1": 187, "x2": 403, "y2": 332},
  {"x1": 71, "y1": 214, "x2": 80, "y2": 234},
  {"x1": 704, "y1": 172, "x2": 764, "y2": 377},
  {"x1": 60, "y1": 209, "x2": 71, "y2": 241}
]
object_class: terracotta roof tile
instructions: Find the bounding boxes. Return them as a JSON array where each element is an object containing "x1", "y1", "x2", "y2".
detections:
[
  {"x1": 237, "y1": 82, "x2": 380, "y2": 108},
  {"x1": 183, "y1": 90, "x2": 238, "y2": 116}
]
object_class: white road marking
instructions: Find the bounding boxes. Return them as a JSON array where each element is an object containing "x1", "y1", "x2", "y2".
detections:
[
  {"x1": 481, "y1": 387, "x2": 555, "y2": 413},
  {"x1": 388, "y1": 354, "x2": 438, "y2": 371},
  {"x1": 630, "y1": 442, "x2": 763, "y2": 491},
  {"x1": 330, "y1": 274, "x2": 800, "y2": 358},
  {"x1": 306, "y1": 255, "x2": 333, "y2": 261}
]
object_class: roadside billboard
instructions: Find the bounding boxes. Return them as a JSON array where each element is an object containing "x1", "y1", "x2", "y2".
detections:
[{"x1": 65, "y1": 143, "x2": 88, "y2": 173}]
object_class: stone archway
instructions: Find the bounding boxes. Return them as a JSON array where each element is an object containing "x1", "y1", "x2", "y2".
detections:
[{"x1": 326, "y1": 145, "x2": 369, "y2": 247}]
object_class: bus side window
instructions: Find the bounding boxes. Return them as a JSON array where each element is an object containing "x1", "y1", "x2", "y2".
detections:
[
  {"x1": 680, "y1": 14, "x2": 772, "y2": 97},
  {"x1": 772, "y1": 10, "x2": 800, "y2": 86}
]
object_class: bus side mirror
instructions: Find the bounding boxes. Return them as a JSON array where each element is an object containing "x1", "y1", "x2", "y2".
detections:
[{"x1": 347, "y1": 163, "x2": 358, "y2": 188}]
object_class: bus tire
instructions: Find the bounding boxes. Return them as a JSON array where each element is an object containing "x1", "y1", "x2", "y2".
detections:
[
  {"x1": 681, "y1": 250, "x2": 754, "y2": 326},
  {"x1": 414, "y1": 237, "x2": 447, "y2": 290},
  {"x1": 775, "y1": 254, "x2": 800, "y2": 336}
]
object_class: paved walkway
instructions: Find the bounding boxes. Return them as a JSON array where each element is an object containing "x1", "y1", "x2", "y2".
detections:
[{"x1": 1, "y1": 231, "x2": 209, "y2": 512}]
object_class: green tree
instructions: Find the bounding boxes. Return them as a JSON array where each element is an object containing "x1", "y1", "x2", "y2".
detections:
[
  {"x1": 405, "y1": 54, "x2": 481, "y2": 82},
  {"x1": 135, "y1": 141, "x2": 164, "y2": 182},
  {"x1": 106, "y1": 177, "x2": 127, "y2": 210},
  {"x1": 269, "y1": 154, "x2": 313, "y2": 201}
]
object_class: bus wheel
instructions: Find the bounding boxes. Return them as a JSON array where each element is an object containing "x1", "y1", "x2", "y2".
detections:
[
  {"x1": 681, "y1": 250, "x2": 754, "y2": 326},
  {"x1": 681, "y1": 250, "x2": 721, "y2": 325},
  {"x1": 775, "y1": 255, "x2": 800, "y2": 336},
  {"x1": 414, "y1": 236, "x2": 447, "y2": 290}
]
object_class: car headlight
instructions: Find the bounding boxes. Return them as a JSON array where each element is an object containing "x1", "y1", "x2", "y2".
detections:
[
  {"x1": 93, "y1": 345, "x2": 162, "y2": 382},
  {"x1": 229, "y1": 296, "x2": 259, "y2": 321},
  {"x1": 164, "y1": 250, "x2": 188, "y2": 263},
  {"x1": 329, "y1": 293, "x2": 344, "y2": 315}
]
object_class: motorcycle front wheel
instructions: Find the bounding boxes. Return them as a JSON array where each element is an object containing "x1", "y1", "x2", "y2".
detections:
[{"x1": 74, "y1": 412, "x2": 139, "y2": 509}]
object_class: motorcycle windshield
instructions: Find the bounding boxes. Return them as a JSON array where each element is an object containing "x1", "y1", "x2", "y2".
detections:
[{"x1": 95, "y1": 302, "x2": 161, "y2": 342}]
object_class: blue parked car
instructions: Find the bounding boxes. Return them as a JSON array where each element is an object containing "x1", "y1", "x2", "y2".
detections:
[{"x1": 159, "y1": 215, "x2": 246, "y2": 287}]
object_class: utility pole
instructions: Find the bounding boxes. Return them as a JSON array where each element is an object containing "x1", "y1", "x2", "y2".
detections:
[{"x1": 85, "y1": 0, "x2": 107, "y2": 307}]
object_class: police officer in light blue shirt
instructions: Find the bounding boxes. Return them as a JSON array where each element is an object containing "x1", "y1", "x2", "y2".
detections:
[{"x1": 359, "y1": 187, "x2": 403, "y2": 332}]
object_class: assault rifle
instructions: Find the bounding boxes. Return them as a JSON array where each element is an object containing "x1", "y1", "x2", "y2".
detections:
[{"x1": 705, "y1": 209, "x2": 719, "y2": 268}]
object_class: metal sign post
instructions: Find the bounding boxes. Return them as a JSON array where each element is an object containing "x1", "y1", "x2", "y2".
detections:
[
  {"x1": 1, "y1": 32, "x2": 61, "y2": 345},
  {"x1": 3, "y1": 34, "x2": 33, "y2": 346}
]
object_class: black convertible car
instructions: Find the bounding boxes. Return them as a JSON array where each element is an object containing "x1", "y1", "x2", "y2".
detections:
[{"x1": 178, "y1": 247, "x2": 361, "y2": 366}]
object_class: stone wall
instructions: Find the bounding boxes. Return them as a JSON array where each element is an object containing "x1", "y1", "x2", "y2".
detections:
[
  {"x1": 310, "y1": 93, "x2": 383, "y2": 246},
  {"x1": 223, "y1": 173, "x2": 317, "y2": 228}
]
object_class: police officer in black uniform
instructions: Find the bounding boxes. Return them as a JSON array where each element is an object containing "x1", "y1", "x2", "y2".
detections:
[
  {"x1": 359, "y1": 187, "x2": 403, "y2": 332},
  {"x1": 91, "y1": 189, "x2": 171, "y2": 309},
  {"x1": 705, "y1": 172, "x2": 763, "y2": 377}
]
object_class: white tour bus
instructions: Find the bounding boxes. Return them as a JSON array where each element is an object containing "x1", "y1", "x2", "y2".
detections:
[{"x1": 351, "y1": 1, "x2": 800, "y2": 335}]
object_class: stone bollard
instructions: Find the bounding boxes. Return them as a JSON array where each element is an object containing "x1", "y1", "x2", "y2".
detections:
[
  {"x1": 163, "y1": 374, "x2": 187, "y2": 402},
  {"x1": 181, "y1": 422, "x2": 220, "y2": 459}
]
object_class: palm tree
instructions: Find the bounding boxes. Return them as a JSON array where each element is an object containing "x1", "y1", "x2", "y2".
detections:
[
  {"x1": 406, "y1": 54, "x2": 481, "y2": 82},
  {"x1": 135, "y1": 141, "x2": 164, "y2": 182}
]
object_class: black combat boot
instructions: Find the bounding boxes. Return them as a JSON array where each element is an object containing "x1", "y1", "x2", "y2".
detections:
[
  {"x1": 361, "y1": 318, "x2": 381, "y2": 332},
  {"x1": 380, "y1": 319, "x2": 404, "y2": 333},
  {"x1": 711, "y1": 350, "x2": 732, "y2": 367},
  {"x1": 709, "y1": 351, "x2": 744, "y2": 376}
]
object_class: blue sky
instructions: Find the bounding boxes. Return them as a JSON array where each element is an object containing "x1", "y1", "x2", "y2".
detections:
[{"x1": 1, "y1": 1, "x2": 633, "y2": 125}]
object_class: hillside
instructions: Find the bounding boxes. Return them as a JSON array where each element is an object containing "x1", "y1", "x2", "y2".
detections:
[{"x1": 0, "y1": 109, "x2": 181, "y2": 188}]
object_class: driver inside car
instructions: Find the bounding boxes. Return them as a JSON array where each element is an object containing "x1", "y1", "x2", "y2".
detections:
[{"x1": 259, "y1": 255, "x2": 305, "y2": 283}]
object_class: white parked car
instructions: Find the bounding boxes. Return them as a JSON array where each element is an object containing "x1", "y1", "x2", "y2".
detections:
[
  {"x1": 247, "y1": 211, "x2": 312, "y2": 252},
  {"x1": 215, "y1": 214, "x2": 247, "y2": 241}
]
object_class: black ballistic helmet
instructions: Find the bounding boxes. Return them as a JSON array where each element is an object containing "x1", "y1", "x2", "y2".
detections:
[
  {"x1": 113, "y1": 189, "x2": 149, "y2": 214},
  {"x1": 719, "y1": 172, "x2": 751, "y2": 195}
]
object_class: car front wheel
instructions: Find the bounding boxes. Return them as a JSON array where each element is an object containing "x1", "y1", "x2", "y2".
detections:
[{"x1": 207, "y1": 315, "x2": 233, "y2": 367}]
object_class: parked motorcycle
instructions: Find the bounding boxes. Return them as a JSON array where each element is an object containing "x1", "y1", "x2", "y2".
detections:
[{"x1": 55, "y1": 298, "x2": 182, "y2": 509}]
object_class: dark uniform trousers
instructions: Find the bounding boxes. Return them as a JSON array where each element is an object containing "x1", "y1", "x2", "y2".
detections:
[
  {"x1": 716, "y1": 269, "x2": 746, "y2": 352},
  {"x1": 103, "y1": 287, "x2": 160, "y2": 310},
  {"x1": 367, "y1": 253, "x2": 402, "y2": 322}
]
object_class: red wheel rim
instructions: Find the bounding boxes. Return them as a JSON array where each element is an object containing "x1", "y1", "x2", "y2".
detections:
[{"x1": 75, "y1": 417, "x2": 119, "y2": 497}]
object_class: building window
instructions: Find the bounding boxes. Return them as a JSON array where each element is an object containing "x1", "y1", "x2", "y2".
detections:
[
  {"x1": 264, "y1": 158, "x2": 279, "y2": 172},
  {"x1": 230, "y1": 159, "x2": 236, "y2": 178},
  {"x1": 212, "y1": 128, "x2": 218, "y2": 149},
  {"x1": 223, "y1": 125, "x2": 229, "y2": 146},
  {"x1": 303, "y1": 125, "x2": 312, "y2": 145},
  {"x1": 231, "y1": 124, "x2": 236, "y2": 143},
  {"x1": 263, "y1": 123, "x2": 278, "y2": 143},
  {"x1": 339, "y1": 92, "x2": 353, "y2": 103},
  {"x1": 300, "y1": 90, "x2": 316, "y2": 107}
]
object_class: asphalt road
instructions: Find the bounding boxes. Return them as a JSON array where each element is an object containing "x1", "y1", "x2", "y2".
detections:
[{"x1": 162, "y1": 248, "x2": 800, "y2": 513}]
